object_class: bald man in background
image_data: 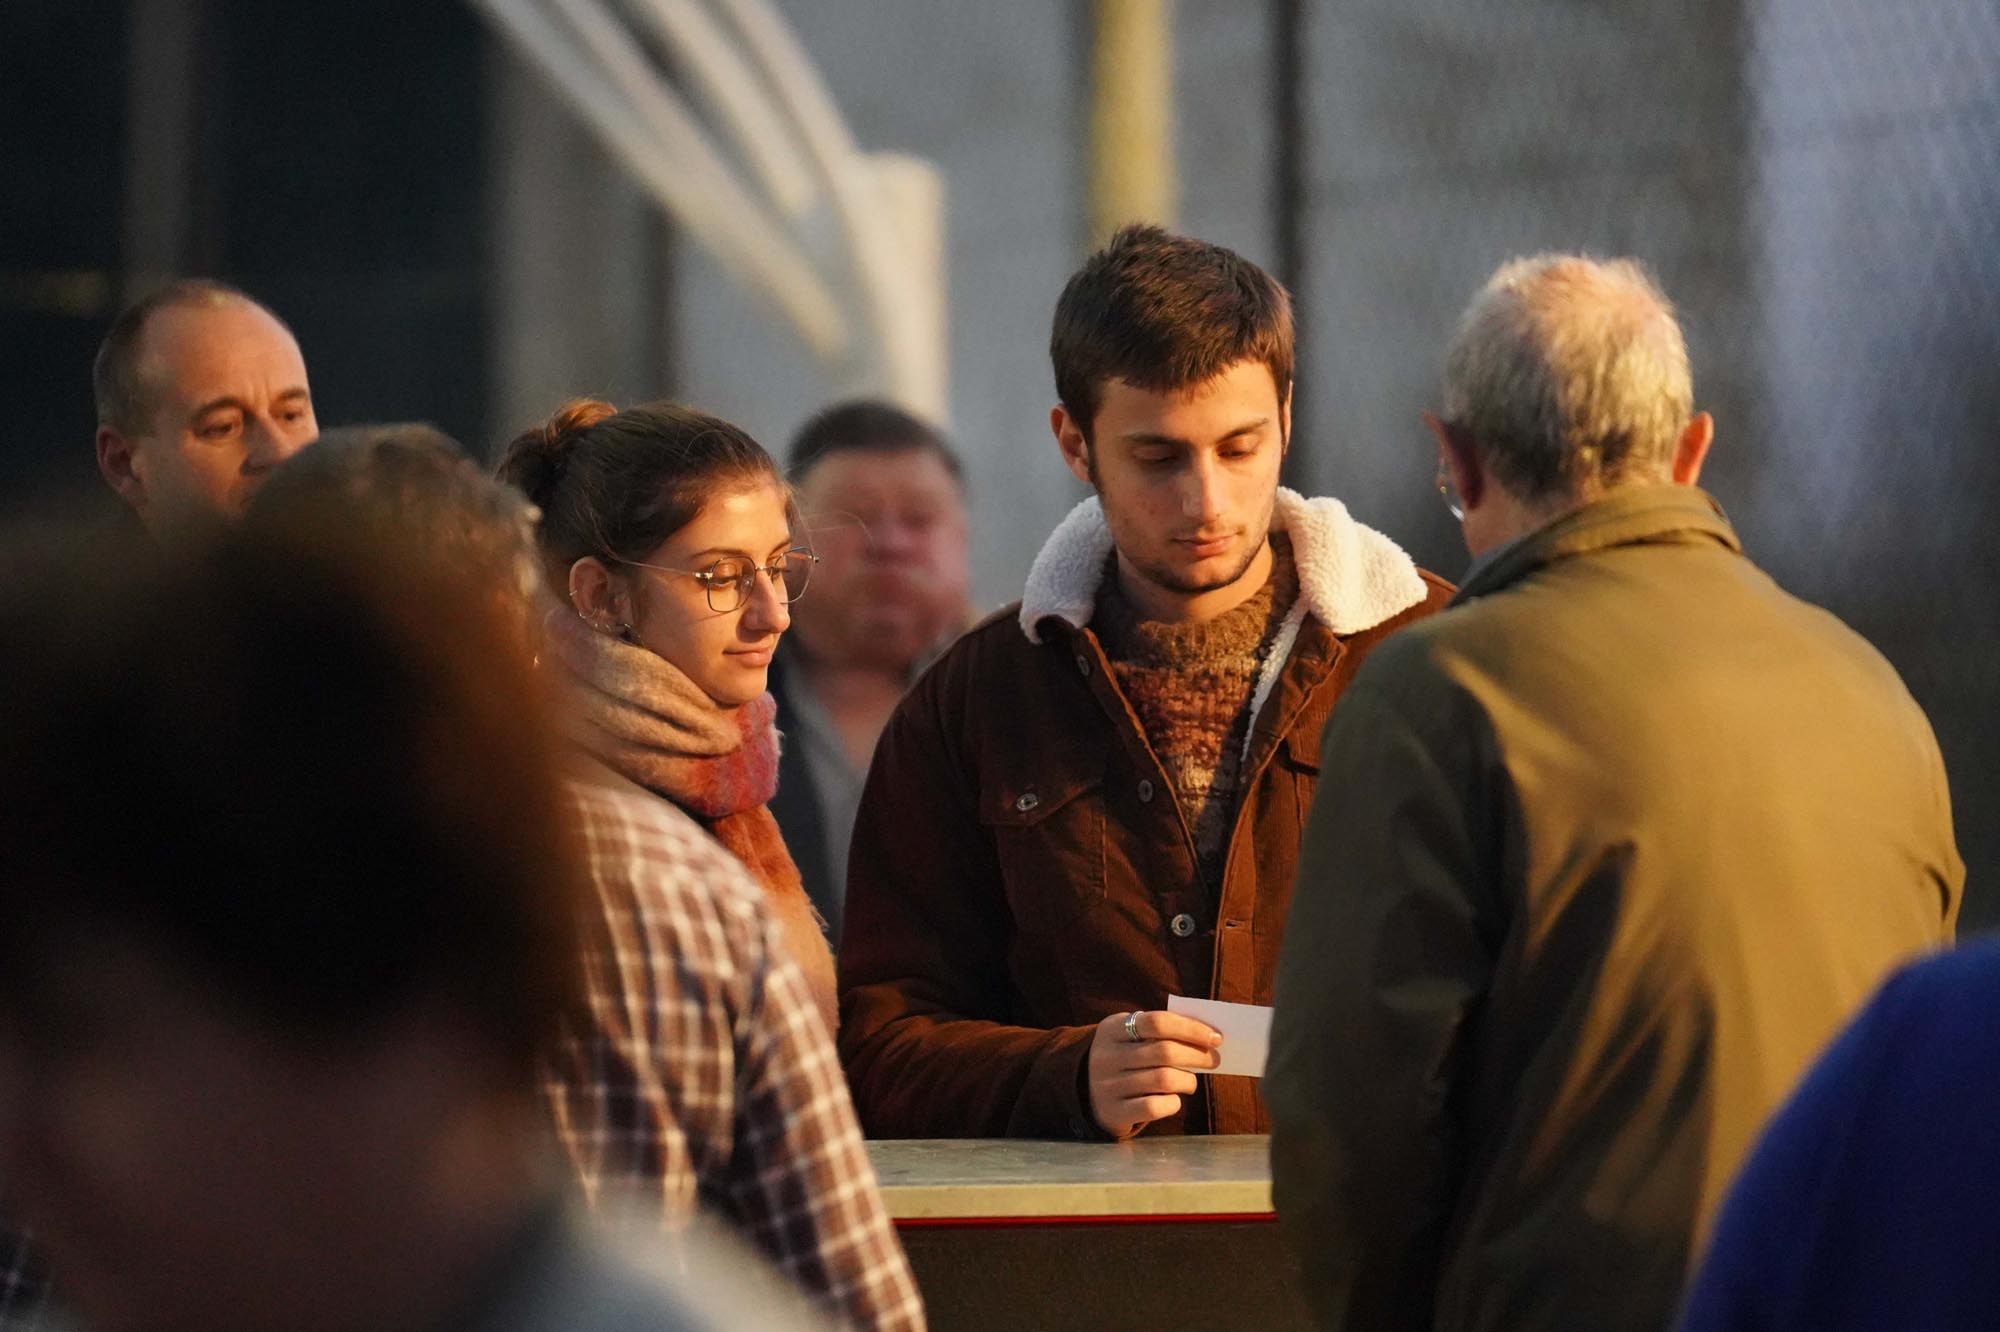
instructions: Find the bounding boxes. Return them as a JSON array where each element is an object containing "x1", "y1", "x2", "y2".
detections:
[{"x1": 92, "y1": 280, "x2": 317, "y2": 536}]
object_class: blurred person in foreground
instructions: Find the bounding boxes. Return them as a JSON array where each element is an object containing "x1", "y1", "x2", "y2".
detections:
[
  {"x1": 838, "y1": 225, "x2": 1453, "y2": 1140},
  {"x1": 92, "y1": 280, "x2": 317, "y2": 538},
  {"x1": 1266, "y1": 254, "x2": 1962, "y2": 1331},
  {"x1": 773, "y1": 400, "x2": 972, "y2": 941},
  {"x1": 1677, "y1": 940, "x2": 2000, "y2": 1331},
  {"x1": 252, "y1": 425, "x2": 923, "y2": 1332},
  {"x1": 0, "y1": 515, "x2": 825, "y2": 1332},
  {"x1": 498, "y1": 400, "x2": 840, "y2": 1030}
]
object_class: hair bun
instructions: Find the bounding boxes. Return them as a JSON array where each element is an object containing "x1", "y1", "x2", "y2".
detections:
[
  {"x1": 540, "y1": 398, "x2": 616, "y2": 456},
  {"x1": 496, "y1": 397, "x2": 616, "y2": 508}
]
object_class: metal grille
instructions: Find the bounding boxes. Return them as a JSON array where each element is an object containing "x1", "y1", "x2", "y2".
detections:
[{"x1": 1291, "y1": 0, "x2": 2000, "y2": 928}]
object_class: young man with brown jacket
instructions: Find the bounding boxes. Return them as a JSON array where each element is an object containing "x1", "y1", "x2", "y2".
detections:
[{"x1": 837, "y1": 226, "x2": 1453, "y2": 1140}]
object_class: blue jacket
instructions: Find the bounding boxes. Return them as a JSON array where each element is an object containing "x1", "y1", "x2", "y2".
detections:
[{"x1": 1679, "y1": 941, "x2": 2000, "y2": 1331}]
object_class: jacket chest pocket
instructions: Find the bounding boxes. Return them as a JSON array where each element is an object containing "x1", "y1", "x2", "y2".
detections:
[
  {"x1": 978, "y1": 775, "x2": 1107, "y2": 927},
  {"x1": 1275, "y1": 687, "x2": 1333, "y2": 831},
  {"x1": 1268, "y1": 727, "x2": 1323, "y2": 847}
]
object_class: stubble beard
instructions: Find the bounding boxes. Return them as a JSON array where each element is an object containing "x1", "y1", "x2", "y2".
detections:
[{"x1": 1127, "y1": 533, "x2": 1268, "y2": 599}]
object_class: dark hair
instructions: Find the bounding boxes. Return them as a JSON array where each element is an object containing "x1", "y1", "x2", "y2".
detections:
[
  {"x1": 251, "y1": 422, "x2": 548, "y2": 645},
  {"x1": 0, "y1": 519, "x2": 584, "y2": 1076},
  {"x1": 788, "y1": 399, "x2": 964, "y2": 486},
  {"x1": 92, "y1": 278, "x2": 278, "y2": 434},
  {"x1": 495, "y1": 398, "x2": 783, "y2": 584},
  {"x1": 1050, "y1": 224, "x2": 1294, "y2": 442}
]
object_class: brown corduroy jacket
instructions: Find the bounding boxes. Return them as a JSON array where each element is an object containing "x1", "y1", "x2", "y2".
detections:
[{"x1": 836, "y1": 490, "x2": 1455, "y2": 1139}]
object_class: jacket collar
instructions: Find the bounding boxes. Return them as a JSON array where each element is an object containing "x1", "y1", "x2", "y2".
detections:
[
  {"x1": 1019, "y1": 487, "x2": 1430, "y2": 644},
  {"x1": 1454, "y1": 483, "x2": 1742, "y2": 605}
]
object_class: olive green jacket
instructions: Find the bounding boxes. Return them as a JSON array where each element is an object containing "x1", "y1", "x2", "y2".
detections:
[{"x1": 1266, "y1": 485, "x2": 1962, "y2": 1332}]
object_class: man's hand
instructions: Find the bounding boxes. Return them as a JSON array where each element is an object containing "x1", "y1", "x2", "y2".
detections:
[{"x1": 1087, "y1": 1009, "x2": 1223, "y2": 1138}]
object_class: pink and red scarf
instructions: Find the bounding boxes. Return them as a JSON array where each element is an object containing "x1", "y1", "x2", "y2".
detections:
[
  {"x1": 543, "y1": 608, "x2": 834, "y2": 1027},
  {"x1": 545, "y1": 606, "x2": 780, "y2": 819}
]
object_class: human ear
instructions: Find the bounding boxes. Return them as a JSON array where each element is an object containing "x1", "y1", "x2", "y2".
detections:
[
  {"x1": 1672, "y1": 412, "x2": 1714, "y2": 486},
  {"x1": 1424, "y1": 411, "x2": 1485, "y2": 513},
  {"x1": 96, "y1": 427, "x2": 146, "y2": 510},
  {"x1": 566, "y1": 557, "x2": 628, "y2": 633},
  {"x1": 1051, "y1": 405, "x2": 1094, "y2": 488}
]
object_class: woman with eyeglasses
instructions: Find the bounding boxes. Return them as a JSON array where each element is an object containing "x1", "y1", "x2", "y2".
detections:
[{"x1": 499, "y1": 398, "x2": 835, "y2": 1029}]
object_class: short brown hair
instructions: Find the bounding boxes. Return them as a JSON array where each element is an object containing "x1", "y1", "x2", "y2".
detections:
[
  {"x1": 1050, "y1": 224, "x2": 1294, "y2": 441},
  {"x1": 496, "y1": 399, "x2": 784, "y2": 587},
  {"x1": 788, "y1": 399, "x2": 963, "y2": 486},
  {"x1": 92, "y1": 279, "x2": 276, "y2": 434}
]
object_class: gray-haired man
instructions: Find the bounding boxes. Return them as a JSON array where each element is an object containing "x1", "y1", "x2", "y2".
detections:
[{"x1": 1266, "y1": 254, "x2": 1962, "y2": 1332}]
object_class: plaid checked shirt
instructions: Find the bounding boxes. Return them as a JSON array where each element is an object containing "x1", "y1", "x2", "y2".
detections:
[{"x1": 542, "y1": 781, "x2": 923, "y2": 1332}]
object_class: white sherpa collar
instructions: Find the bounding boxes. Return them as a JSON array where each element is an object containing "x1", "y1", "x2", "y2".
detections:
[{"x1": 1018, "y1": 487, "x2": 1428, "y2": 644}]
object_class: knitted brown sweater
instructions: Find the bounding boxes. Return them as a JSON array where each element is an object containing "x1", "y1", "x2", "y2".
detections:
[{"x1": 1092, "y1": 533, "x2": 1301, "y2": 889}]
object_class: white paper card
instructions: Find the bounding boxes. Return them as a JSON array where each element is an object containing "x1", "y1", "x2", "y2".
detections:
[{"x1": 1166, "y1": 994, "x2": 1273, "y2": 1078}]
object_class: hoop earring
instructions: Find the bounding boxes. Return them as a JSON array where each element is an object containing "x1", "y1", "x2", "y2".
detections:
[{"x1": 574, "y1": 605, "x2": 630, "y2": 638}]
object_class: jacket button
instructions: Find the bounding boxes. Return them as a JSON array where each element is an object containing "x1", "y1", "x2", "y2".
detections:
[
  {"x1": 1137, "y1": 779, "x2": 1155, "y2": 803},
  {"x1": 1014, "y1": 792, "x2": 1040, "y2": 812},
  {"x1": 1170, "y1": 912, "x2": 1197, "y2": 938},
  {"x1": 1075, "y1": 653, "x2": 1091, "y2": 677}
]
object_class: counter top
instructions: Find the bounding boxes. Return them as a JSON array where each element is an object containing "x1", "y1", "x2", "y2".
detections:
[{"x1": 865, "y1": 1135, "x2": 1275, "y2": 1219}]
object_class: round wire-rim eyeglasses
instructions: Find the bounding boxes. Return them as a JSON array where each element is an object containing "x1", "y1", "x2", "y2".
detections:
[{"x1": 618, "y1": 548, "x2": 820, "y2": 613}]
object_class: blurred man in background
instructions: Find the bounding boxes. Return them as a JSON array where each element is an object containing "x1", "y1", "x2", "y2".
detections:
[
  {"x1": 0, "y1": 519, "x2": 815, "y2": 1332},
  {"x1": 1266, "y1": 254, "x2": 1962, "y2": 1332},
  {"x1": 92, "y1": 280, "x2": 316, "y2": 537},
  {"x1": 774, "y1": 400, "x2": 971, "y2": 940}
]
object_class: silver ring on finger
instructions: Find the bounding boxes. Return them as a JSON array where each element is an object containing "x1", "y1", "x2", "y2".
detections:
[{"x1": 1123, "y1": 1010, "x2": 1143, "y2": 1042}]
